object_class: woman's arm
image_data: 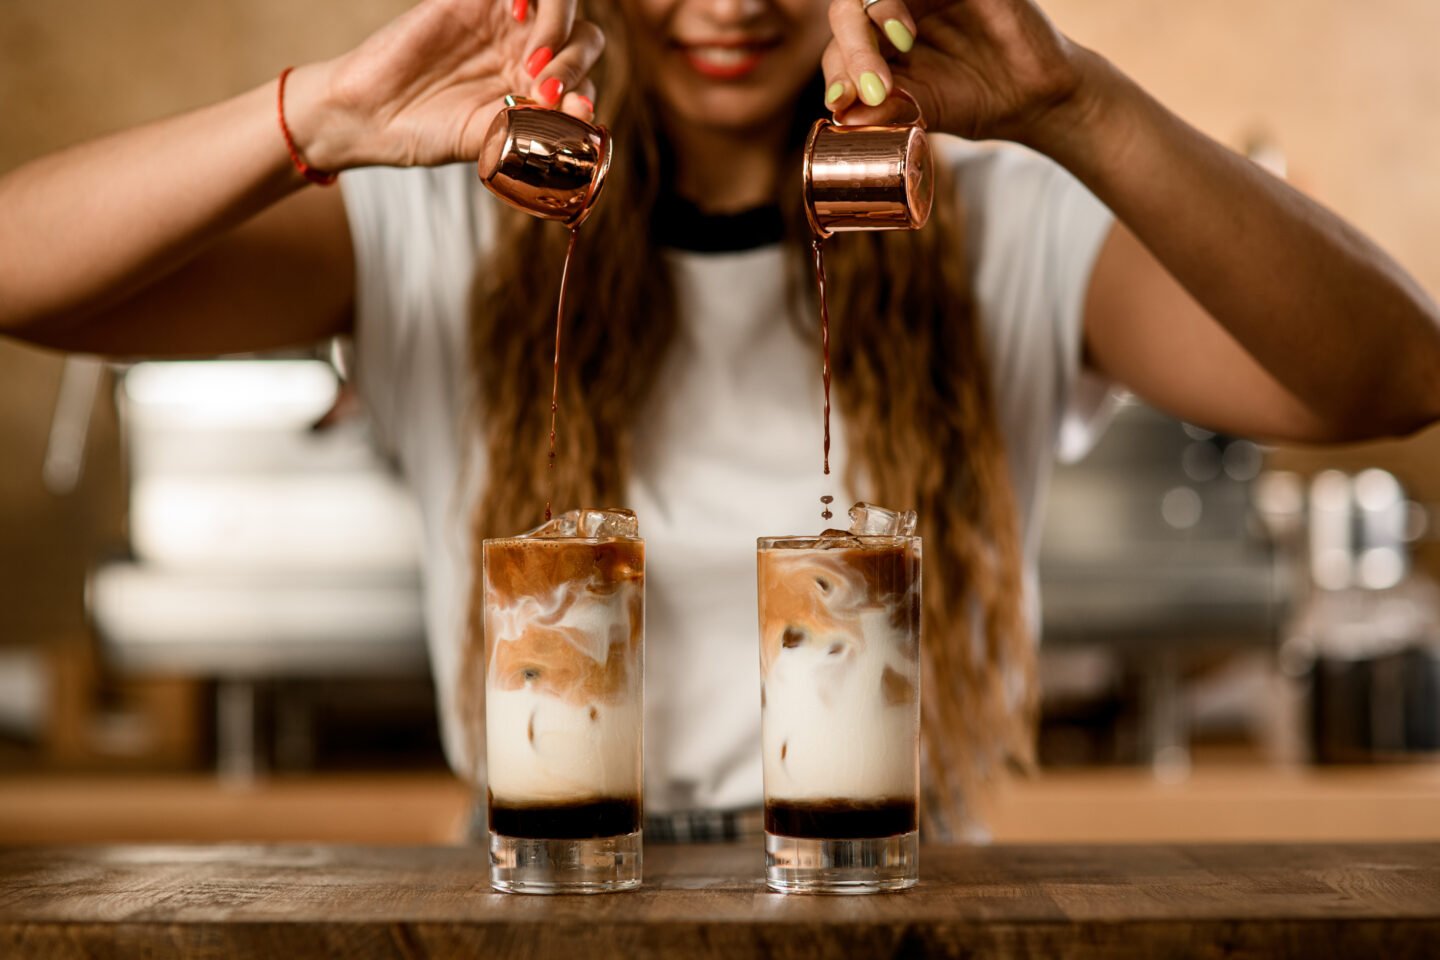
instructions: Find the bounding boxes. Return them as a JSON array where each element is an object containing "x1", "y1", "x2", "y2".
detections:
[
  {"x1": 1080, "y1": 220, "x2": 1334, "y2": 443},
  {"x1": 0, "y1": 70, "x2": 353, "y2": 356},
  {"x1": 0, "y1": 0, "x2": 603, "y2": 358},
  {"x1": 821, "y1": 0, "x2": 1440, "y2": 443},
  {"x1": 1049, "y1": 58, "x2": 1440, "y2": 442}
]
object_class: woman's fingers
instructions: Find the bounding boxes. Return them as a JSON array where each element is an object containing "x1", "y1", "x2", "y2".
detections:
[
  {"x1": 822, "y1": 39, "x2": 916, "y2": 124},
  {"x1": 528, "y1": 19, "x2": 604, "y2": 106},
  {"x1": 524, "y1": 0, "x2": 579, "y2": 68},
  {"x1": 559, "y1": 80, "x2": 597, "y2": 122},
  {"x1": 828, "y1": 0, "x2": 892, "y2": 106},
  {"x1": 861, "y1": 0, "x2": 918, "y2": 55},
  {"x1": 820, "y1": 43, "x2": 858, "y2": 114}
]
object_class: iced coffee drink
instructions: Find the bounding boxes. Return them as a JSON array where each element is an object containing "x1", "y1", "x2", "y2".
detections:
[
  {"x1": 483, "y1": 508, "x2": 644, "y2": 894},
  {"x1": 758, "y1": 503, "x2": 921, "y2": 893}
]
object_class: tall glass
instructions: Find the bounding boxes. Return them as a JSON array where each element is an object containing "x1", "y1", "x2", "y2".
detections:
[
  {"x1": 483, "y1": 509, "x2": 644, "y2": 894},
  {"x1": 757, "y1": 514, "x2": 921, "y2": 893}
]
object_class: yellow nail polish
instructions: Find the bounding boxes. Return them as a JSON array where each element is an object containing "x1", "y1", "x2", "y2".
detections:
[
  {"x1": 883, "y1": 19, "x2": 914, "y2": 53},
  {"x1": 825, "y1": 82, "x2": 846, "y2": 105},
  {"x1": 858, "y1": 72, "x2": 886, "y2": 107}
]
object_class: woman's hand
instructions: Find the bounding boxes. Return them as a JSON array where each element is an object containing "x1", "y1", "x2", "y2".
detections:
[
  {"x1": 0, "y1": 0, "x2": 612, "y2": 349},
  {"x1": 295, "y1": 0, "x2": 605, "y2": 170},
  {"x1": 819, "y1": 0, "x2": 1094, "y2": 148},
  {"x1": 821, "y1": 0, "x2": 1440, "y2": 448}
]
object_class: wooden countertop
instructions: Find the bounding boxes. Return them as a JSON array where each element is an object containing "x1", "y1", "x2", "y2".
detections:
[
  {"x1": 2, "y1": 843, "x2": 1438, "y2": 958},
  {"x1": 6, "y1": 766, "x2": 1440, "y2": 846}
]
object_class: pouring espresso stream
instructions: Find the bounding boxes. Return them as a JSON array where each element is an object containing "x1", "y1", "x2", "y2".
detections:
[
  {"x1": 478, "y1": 95, "x2": 612, "y2": 522},
  {"x1": 803, "y1": 91, "x2": 935, "y2": 520}
]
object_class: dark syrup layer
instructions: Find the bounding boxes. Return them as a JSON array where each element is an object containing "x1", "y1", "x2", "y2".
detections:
[
  {"x1": 765, "y1": 798, "x2": 918, "y2": 839},
  {"x1": 489, "y1": 794, "x2": 641, "y2": 840}
]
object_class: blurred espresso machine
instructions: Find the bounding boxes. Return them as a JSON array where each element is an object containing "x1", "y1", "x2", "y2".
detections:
[
  {"x1": 1039, "y1": 400, "x2": 1440, "y2": 771},
  {"x1": 1039, "y1": 401, "x2": 1286, "y2": 772},
  {"x1": 1270, "y1": 469, "x2": 1440, "y2": 763}
]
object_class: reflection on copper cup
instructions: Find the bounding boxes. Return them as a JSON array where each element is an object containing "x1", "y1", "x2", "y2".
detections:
[
  {"x1": 803, "y1": 91, "x2": 933, "y2": 237},
  {"x1": 479, "y1": 96, "x2": 612, "y2": 226}
]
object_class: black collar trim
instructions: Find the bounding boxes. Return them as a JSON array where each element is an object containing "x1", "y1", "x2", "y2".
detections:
[{"x1": 652, "y1": 195, "x2": 786, "y2": 253}]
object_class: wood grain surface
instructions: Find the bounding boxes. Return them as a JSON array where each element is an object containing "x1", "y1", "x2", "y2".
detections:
[{"x1": 1, "y1": 843, "x2": 1437, "y2": 958}]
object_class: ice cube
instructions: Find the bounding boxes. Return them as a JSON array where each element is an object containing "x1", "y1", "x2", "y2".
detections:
[
  {"x1": 521, "y1": 507, "x2": 639, "y2": 538},
  {"x1": 848, "y1": 502, "x2": 917, "y2": 537},
  {"x1": 814, "y1": 527, "x2": 862, "y2": 549},
  {"x1": 577, "y1": 507, "x2": 639, "y2": 539},
  {"x1": 522, "y1": 510, "x2": 579, "y2": 538}
]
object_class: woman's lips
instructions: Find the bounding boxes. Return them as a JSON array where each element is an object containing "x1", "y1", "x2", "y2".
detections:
[{"x1": 677, "y1": 40, "x2": 776, "y2": 81}]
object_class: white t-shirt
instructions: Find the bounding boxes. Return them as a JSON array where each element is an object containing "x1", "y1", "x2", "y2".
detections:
[{"x1": 341, "y1": 139, "x2": 1116, "y2": 813}]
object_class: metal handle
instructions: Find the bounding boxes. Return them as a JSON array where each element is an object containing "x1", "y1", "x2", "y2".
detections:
[{"x1": 834, "y1": 86, "x2": 926, "y2": 131}]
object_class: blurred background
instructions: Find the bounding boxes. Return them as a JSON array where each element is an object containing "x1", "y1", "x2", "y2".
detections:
[{"x1": 2, "y1": 0, "x2": 1439, "y2": 844}]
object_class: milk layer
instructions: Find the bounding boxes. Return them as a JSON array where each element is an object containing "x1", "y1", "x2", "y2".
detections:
[
  {"x1": 485, "y1": 563, "x2": 642, "y2": 804},
  {"x1": 761, "y1": 609, "x2": 917, "y2": 801},
  {"x1": 759, "y1": 547, "x2": 919, "y2": 802},
  {"x1": 486, "y1": 686, "x2": 641, "y2": 804}
]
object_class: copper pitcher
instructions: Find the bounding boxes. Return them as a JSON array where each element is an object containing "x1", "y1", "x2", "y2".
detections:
[
  {"x1": 479, "y1": 95, "x2": 612, "y2": 226},
  {"x1": 803, "y1": 90, "x2": 933, "y2": 237}
]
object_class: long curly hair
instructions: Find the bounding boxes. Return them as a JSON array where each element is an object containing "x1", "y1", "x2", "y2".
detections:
[{"x1": 462, "y1": 2, "x2": 1033, "y2": 838}]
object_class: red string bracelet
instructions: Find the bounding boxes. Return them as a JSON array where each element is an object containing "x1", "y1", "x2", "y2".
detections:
[{"x1": 277, "y1": 67, "x2": 338, "y2": 186}]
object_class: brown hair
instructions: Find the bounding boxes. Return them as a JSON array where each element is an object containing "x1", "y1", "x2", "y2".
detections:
[{"x1": 465, "y1": 7, "x2": 1033, "y2": 838}]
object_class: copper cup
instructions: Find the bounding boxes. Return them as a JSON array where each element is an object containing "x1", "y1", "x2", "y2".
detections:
[
  {"x1": 479, "y1": 95, "x2": 612, "y2": 227},
  {"x1": 803, "y1": 90, "x2": 933, "y2": 237}
]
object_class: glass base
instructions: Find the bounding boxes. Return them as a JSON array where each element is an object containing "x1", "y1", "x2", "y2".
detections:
[
  {"x1": 765, "y1": 830, "x2": 918, "y2": 894},
  {"x1": 489, "y1": 831, "x2": 642, "y2": 894}
]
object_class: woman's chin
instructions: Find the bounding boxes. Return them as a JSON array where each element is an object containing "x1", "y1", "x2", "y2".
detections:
[{"x1": 662, "y1": 87, "x2": 802, "y2": 135}]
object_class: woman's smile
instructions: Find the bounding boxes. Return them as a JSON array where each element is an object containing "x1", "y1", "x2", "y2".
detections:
[
  {"x1": 632, "y1": 0, "x2": 831, "y2": 132},
  {"x1": 675, "y1": 36, "x2": 781, "y2": 81}
]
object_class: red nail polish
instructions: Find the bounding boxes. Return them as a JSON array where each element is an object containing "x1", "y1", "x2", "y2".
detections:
[
  {"x1": 512, "y1": 0, "x2": 527, "y2": 22},
  {"x1": 525, "y1": 46, "x2": 553, "y2": 78},
  {"x1": 539, "y1": 77, "x2": 564, "y2": 105},
  {"x1": 575, "y1": 95, "x2": 594, "y2": 115}
]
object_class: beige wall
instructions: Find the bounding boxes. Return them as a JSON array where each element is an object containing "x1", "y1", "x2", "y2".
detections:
[
  {"x1": 0, "y1": 0, "x2": 411, "y2": 164},
  {"x1": 1049, "y1": 0, "x2": 1440, "y2": 303},
  {"x1": 2, "y1": 0, "x2": 1439, "y2": 636}
]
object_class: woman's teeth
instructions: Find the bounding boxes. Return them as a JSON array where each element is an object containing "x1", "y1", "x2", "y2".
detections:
[{"x1": 690, "y1": 46, "x2": 758, "y2": 67}]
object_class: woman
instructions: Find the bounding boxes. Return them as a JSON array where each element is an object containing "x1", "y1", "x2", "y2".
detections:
[{"x1": 2, "y1": 0, "x2": 1437, "y2": 839}]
